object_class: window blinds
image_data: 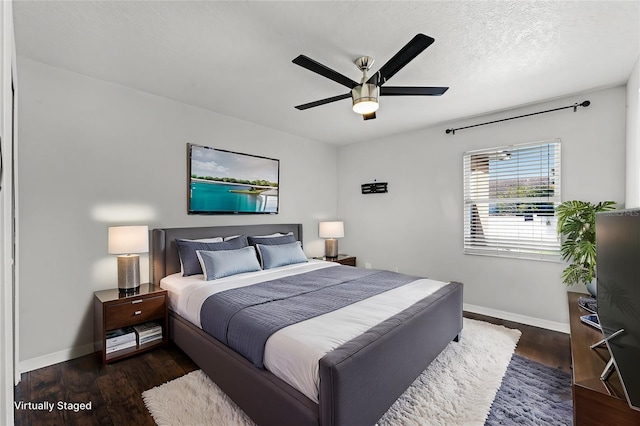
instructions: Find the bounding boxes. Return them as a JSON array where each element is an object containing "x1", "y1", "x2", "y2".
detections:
[{"x1": 463, "y1": 140, "x2": 561, "y2": 260}]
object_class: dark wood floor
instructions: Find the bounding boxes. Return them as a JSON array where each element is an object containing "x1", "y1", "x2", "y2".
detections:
[
  {"x1": 464, "y1": 312, "x2": 572, "y2": 373},
  {"x1": 14, "y1": 312, "x2": 571, "y2": 426}
]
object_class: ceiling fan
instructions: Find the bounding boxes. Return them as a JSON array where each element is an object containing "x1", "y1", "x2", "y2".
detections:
[{"x1": 292, "y1": 33, "x2": 448, "y2": 120}]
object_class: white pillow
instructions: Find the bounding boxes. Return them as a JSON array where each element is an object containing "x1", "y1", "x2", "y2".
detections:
[
  {"x1": 252, "y1": 232, "x2": 293, "y2": 238},
  {"x1": 189, "y1": 237, "x2": 224, "y2": 243},
  {"x1": 224, "y1": 232, "x2": 292, "y2": 241}
]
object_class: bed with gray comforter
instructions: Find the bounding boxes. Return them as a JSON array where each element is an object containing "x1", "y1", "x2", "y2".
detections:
[{"x1": 151, "y1": 224, "x2": 463, "y2": 426}]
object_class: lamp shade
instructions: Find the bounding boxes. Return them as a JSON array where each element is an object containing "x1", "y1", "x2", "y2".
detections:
[
  {"x1": 108, "y1": 226, "x2": 149, "y2": 254},
  {"x1": 319, "y1": 221, "x2": 344, "y2": 239}
]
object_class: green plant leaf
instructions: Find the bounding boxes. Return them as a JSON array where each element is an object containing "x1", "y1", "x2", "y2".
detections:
[
  {"x1": 562, "y1": 263, "x2": 590, "y2": 286},
  {"x1": 556, "y1": 199, "x2": 616, "y2": 286}
]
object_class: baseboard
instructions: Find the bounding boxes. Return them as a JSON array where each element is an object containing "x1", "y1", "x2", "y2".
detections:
[
  {"x1": 19, "y1": 343, "x2": 95, "y2": 374},
  {"x1": 464, "y1": 303, "x2": 570, "y2": 334},
  {"x1": 17, "y1": 307, "x2": 568, "y2": 373}
]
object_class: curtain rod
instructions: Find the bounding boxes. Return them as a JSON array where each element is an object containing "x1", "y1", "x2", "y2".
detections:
[{"x1": 445, "y1": 100, "x2": 590, "y2": 135}]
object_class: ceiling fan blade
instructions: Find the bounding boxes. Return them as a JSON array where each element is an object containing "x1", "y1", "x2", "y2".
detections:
[
  {"x1": 380, "y1": 86, "x2": 449, "y2": 96},
  {"x1": 293, "y1": 55, "x2": 359, "y2": 89},
  {"x1": 362, "y1": 112, "x2": 376, "y2": 120},
  {"x1": 295, "y1": 93, "x2": 352, "y2": 110},
  {"x1": 368, "y1": 34, "x2": 435, "y2": 85}
]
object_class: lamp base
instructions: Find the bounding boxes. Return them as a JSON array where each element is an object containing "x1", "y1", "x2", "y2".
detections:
[
  {"x1": 118, "y1": 286, "x2": 140, "y2": 296},
  {"x1": 117, "y1": 255, "x2": 140, "y2": 292},
  {"x1": 324, "y1": 239, "x2": 338, "y2": 258}
]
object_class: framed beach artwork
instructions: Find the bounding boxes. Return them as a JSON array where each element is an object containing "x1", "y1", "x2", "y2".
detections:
[{"x1": 187, "y1": 143, "x2": 279, "y2": 214}]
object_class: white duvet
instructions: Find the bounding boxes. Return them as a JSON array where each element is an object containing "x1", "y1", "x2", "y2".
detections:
[{"x1": 160, "y1": 260, "x2": 447, "y2": 403}]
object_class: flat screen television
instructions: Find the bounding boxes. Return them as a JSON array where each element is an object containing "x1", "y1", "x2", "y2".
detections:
[
  {"x1": 187, "y1": 144, "x2": 279, "y2": 214},
  {"x1": 596, "y1": 208, "x2": 640, "y2": 411}
]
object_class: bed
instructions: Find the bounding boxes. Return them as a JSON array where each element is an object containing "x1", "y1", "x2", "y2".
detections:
[{"x1": 151, "y1": 224, "x2": 463, "y2": 426}]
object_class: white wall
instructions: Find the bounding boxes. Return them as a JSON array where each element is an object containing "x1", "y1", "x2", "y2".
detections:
[
  {"x1": 15, "y1": 54, "x2": 632, "y2": 368},
  {"x1": 626, "y1": 55, "x2": 640, "y2": 207},
  {"x1": 337, "y1": 87, "x2": 626, "y2": 329},
  {"x1": 1, "y1": 0, "x2": 16, "y2": 423},
  {"x1": 17, "y1": 58, "x2": 337, "y2": 368}
]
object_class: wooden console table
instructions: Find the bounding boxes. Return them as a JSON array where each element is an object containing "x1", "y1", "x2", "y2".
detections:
[{"x1": 568, "y1": 292, "x2": 640, "y2": 425}]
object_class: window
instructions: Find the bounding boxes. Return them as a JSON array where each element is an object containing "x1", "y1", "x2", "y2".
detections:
[{"x1": 463, "y1": 140, "x2": 561, "y2": 260}]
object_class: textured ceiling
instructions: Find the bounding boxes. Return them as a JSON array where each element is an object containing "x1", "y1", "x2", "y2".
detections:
[{"x1": 12, "y1": 1, "x2": 640, "y2": 145}]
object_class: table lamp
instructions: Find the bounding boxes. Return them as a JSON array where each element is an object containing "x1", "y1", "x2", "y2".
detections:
[
  {"x1": 108, "y1": 225, "x2": 149, "y2": 293},
  {"x1": 319, "y1": 221, "x2": 344, "y2": 258}
]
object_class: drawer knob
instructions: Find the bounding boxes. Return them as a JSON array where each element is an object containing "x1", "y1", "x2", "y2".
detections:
[
  {"x1": 132, "y1": 300, "x2": 143, "y2": 304},
  {"x1": 134, "y1": 310, "x2": 142, "y2": 315}
]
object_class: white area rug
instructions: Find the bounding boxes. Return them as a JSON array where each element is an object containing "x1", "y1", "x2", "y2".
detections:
[{"x1": 142, "y1": 318, "x2": 521, "y2": 426}]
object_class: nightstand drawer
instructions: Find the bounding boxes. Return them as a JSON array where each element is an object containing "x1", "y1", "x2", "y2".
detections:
[{"x1": 105, "y1": 295, "x2": 165, "y2": 330}]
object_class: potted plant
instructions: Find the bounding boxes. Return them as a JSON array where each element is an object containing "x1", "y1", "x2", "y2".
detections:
[{"x1": 556, "y1": 200, "x2": 616, "y2": 296}]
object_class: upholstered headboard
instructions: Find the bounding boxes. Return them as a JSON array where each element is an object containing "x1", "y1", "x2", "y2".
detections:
[{"x1": 150, "y1": 223, "x2": 303, "y2": 285}]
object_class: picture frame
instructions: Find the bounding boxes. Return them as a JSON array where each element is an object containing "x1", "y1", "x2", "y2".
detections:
[{"x1": 187, "y1": 143, "x2": 279, "y2": 215}]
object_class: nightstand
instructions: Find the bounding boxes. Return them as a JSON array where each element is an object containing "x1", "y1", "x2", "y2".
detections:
[
  {"x1": 314, "y1": 254, "x2": 356, "y2": 266},
  {"x1": 93, "y1": 283, "x2": 168, "y2": 364}
]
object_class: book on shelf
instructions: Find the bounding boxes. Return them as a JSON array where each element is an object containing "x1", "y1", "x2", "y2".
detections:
[
  {"x1": 139, "y1": 333, "x2": 163, "y2": 345},
  {"x1": 105, "y1": 327, "x2": 136, "y2": 348},
  {"x1": 580, "y1": 314, "x2": 601, "y2": 330},
  {"x1": 578, "y1": 296, "x2": 597, "y2": 314},
  {"x1": 105, "y1": 339, "x2": 137, "y2": 354},
  {"x1": 133, "y1": 321, "x2": 162, "y2": 338}
]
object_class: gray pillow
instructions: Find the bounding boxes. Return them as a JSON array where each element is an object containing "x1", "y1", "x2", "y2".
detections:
[
  {"x1": 175, "y1": 236, "x2": 248, "y2": 276},
  {"x1": 256, "y1": 241, "x2": 308, "y2": 269},
  {"x1": 247, "y1": 233, "x2": 296, "y2": 246},
  {"x1": 177, "y1": 237, "x2": 224, "y2": 273},
  {"x1": 196, "y1": 246, "x2": 262, "y2": 280}
]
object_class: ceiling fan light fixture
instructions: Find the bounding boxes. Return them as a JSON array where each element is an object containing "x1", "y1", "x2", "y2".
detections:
[
  {"x1": 292, "y1": 34, "x2": 447, "y2": 118},
  {"x1": 352, "y1": 83, "x2": 379, "y2": 115}
]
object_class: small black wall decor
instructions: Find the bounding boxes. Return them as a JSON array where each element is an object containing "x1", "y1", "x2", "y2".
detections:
[{"x1": 361, "y1": 181, "x2": 388, "y2": 194}]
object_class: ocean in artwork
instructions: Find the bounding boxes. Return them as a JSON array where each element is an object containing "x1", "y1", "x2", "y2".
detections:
[{"x1": 189, "y1": 180, "x2": 278, "y2": 213}]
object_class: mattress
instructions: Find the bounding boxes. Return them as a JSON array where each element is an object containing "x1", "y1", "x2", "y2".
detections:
[{"x1": 160, "y1": 260, "x2": 448, "y2": 402}]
